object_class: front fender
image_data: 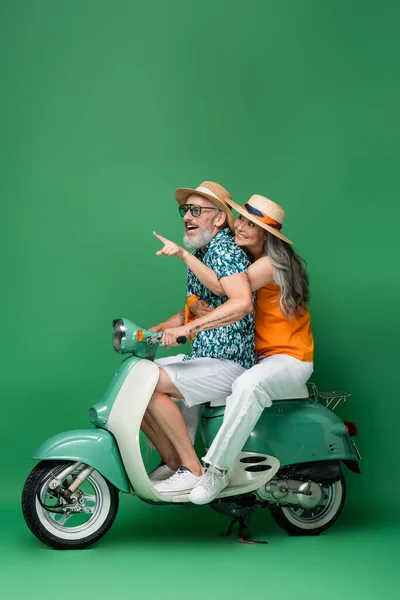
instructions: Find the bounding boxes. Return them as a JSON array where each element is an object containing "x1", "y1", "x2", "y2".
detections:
[{"x1": 32, "y1": 428, "x2": 130, "y2": 493}]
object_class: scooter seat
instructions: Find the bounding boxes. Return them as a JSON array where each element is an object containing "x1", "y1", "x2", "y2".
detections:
[
  {"x1": 202, "y1": 384, "x2": 311, "y2": 415},
  {"x1": 207, "y1": 383, "x2": 310, "y2": 409},
  {"x1": 201, "y1": 393, "x2": 313, "y2": 418}
]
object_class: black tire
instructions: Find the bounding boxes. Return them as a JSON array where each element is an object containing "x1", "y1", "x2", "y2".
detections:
[
  {"x1": 22, "y1": 461, "x2": 119, "y2": 550},
  {"x1": 269, "y1": 475, "x2": 346, "y2": 536}
]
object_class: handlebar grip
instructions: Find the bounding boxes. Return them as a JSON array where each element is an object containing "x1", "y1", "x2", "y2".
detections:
[{"x1": 176, "y1": 336, "x2": 187, "y2": 345}]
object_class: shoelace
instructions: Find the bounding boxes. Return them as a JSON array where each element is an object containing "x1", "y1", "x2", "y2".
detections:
[
  {"x1": 200, "y1": 467, "x2": 224, "y2": 491},
  {"x1": 162, "y1": 469, "x2": 188, "y2": 487}
]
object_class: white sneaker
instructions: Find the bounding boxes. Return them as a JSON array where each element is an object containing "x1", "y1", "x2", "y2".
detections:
[
  {"x1": 189, "y1": 467, "x2": 230, "y2": 505},
  {"x1": 154, "y1": 467, "x2": 202, "y2": 495},
  {"x1": 148, "y1": 463, "x2": 176, "y2": 482}
]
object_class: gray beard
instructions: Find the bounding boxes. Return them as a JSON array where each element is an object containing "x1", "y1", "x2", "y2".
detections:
[{"x1": 183, "y1": 227, "x2": 214, "y2": 249}]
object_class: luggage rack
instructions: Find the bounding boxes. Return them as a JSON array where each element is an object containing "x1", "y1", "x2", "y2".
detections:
[{"x1": 308, "y1": 383, "x2": 351, "y2": 411}]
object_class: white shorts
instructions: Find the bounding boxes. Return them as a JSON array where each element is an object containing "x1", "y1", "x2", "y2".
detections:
[
  {"x1": 154, "y1": 354, "x2": 199, "y2": 444},
  {"x1": 161, "y1": 357, "x2": 245, "y2": 408},
  {"x1": 155, "y1": 354, "x2": 186, "y2": 369}
]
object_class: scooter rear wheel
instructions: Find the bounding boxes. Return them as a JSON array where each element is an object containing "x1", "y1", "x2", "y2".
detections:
[
  {"x1": 22, "y1": 460, "x2": 119, "y2": 549},
  {"x1": 268, "y1": 476, "x2": 346, "y2": 536}
]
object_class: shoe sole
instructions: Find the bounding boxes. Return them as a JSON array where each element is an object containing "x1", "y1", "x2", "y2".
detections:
[
  {"x1": 155, "y1": 488, "x2": 196, "y2": 495},
  {"x1": 189, "y1": 486, "x2": 228, "y2": 505},
  {"x1": 188, "y1": 474, "x2": 229, "y2": 503},
  {"x1": 189, "y1": 496, "x2": 213, "y2": 505}
]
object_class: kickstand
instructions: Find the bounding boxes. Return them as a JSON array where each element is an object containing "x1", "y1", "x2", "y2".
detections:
[{"x1": 221, "y1": 512, "x2": 268, "y2": 545}]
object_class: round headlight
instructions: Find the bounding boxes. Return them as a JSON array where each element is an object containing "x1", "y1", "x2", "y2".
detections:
[{"x1": 112, "y1": 319, "x2": 126, "y2": 352}]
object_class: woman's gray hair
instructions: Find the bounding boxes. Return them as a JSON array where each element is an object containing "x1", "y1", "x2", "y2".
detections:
[{"x1": 264, "y1": 232, "x2": 310, "y2": 319}]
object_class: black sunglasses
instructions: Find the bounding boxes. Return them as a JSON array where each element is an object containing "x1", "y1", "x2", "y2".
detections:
[{"x1": 178, "y1": 204, "x2": 217, "y2": 218}]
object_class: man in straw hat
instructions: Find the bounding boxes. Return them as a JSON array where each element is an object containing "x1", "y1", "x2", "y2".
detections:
[
  {"x1": 142, "y1": 181, "x2": 256, "y2": 494},
  {"x1": 151, "y1": 193, "x2": 314, "y2": 504}
]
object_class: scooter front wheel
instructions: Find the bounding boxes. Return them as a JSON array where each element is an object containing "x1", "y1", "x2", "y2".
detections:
[
  {"x1": 22, "y1": 461, "x2": 119, "y2": 549},
  {"x1": 268, "y1": 476, "x2": 346, "y2": 536}
]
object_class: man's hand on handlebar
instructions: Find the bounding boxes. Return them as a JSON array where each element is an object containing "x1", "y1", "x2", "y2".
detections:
[{"x1": 162, "y1": 325, "x2": 190, "y2": 349}]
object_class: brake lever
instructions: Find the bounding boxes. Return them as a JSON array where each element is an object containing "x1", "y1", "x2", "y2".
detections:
[
  {"x1": 147, "y1": 333, "x2": 164, "y2": 347},
  {"x1": 147, "y1": 334, "x2": 187, "y2": 347}
]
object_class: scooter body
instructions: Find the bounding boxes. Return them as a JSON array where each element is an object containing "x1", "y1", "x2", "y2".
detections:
[
  {"x1": 24, "y1": 319, "x2": 360, "y2": 548},
  {"x1": 34, "y1": 356, "x2": 280, "y2": 503},
  {"x1": 201, "y1": 400, "x2": 360, "y2": 468}
]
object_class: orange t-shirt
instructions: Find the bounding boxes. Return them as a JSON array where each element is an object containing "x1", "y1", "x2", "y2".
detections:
[{"x1": 255, "y1": 285, "x2": 314, "y2": 362}]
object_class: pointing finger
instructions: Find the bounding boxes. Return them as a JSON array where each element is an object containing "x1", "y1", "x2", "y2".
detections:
[{"x1": 153, "y1": 231, "x2": 169, "y2": 244}]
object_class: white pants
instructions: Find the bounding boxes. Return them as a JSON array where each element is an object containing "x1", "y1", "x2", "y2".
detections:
[{"x1": 203, "y1": 354, "x2": 313, "y2": 470}]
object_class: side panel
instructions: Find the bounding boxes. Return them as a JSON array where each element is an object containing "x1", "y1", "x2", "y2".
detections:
[
  {"x1": 32, "y1": 429, "x2": 131, "y2": 493},
  {"x1": 107, "y1": 359, "x2": 180, "y2": 502},
  {"x1": 90, "y1": 355, "x2": 141, "y2": 427},
  {"x1": 201, "y1": 401, "x2": 360, "y2": 466}
]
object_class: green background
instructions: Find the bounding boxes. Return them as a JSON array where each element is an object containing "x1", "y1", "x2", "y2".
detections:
[{"x1": 1, "y1": 1, "x2": 398, "y2": 598}]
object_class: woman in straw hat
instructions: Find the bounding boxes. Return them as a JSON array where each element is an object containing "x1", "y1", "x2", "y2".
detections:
[{"x1": 154, "y1": 194, "x2": 314, "y2": 504}]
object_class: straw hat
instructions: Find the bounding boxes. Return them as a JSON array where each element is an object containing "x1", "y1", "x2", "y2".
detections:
[
  {"x1": 225, "y1": 194, "x2": 293, "y2": 244},
  {"x1": 175, "y1": 181, "x2": 235, "y2": 230}
]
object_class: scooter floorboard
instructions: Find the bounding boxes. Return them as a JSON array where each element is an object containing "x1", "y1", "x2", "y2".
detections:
[{"x1": 165, "y1": 454, "x2": 280, "y2": 504}]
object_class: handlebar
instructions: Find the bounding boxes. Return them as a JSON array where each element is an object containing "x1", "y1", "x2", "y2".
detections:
[{"x1": 146, "y1": 333, "x2": 187, "y2": 347}]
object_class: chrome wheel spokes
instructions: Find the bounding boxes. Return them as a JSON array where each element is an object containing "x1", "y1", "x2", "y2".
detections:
[
  {"x1": 284, "y1": 482, "x2": 339, "y2": 525},
  {"x1": 39, "y1": 466, "x2": 103, "y2": 533},
  {"x1": 50, "y1": 511, "x2": 74, "y2": 526}
]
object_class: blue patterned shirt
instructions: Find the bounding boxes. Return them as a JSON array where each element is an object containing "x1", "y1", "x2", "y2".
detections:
[{"x1": 183, "y1": 228, "x2": 256, "y2": 369}]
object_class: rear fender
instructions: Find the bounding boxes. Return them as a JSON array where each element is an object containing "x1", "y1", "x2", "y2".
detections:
[
  {"x1": 342, "y1": 459, "x2": 361, "y2": 474},
  {"x1": 32, "y1": 428, "x2": 130, "y2": 493}
]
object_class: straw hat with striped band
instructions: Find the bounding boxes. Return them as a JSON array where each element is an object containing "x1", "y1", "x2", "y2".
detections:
[
  {"x1": 225, "y1": 194, "x2": 293, "y2": 244},
  {"x1": 175, "y1": 181, "x2": 235, "y2": 231}
]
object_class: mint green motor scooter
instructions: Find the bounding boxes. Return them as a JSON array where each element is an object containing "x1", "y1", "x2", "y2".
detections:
[{"x1": 22, "y1": 318, "x2": 361, "y2": 549}]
